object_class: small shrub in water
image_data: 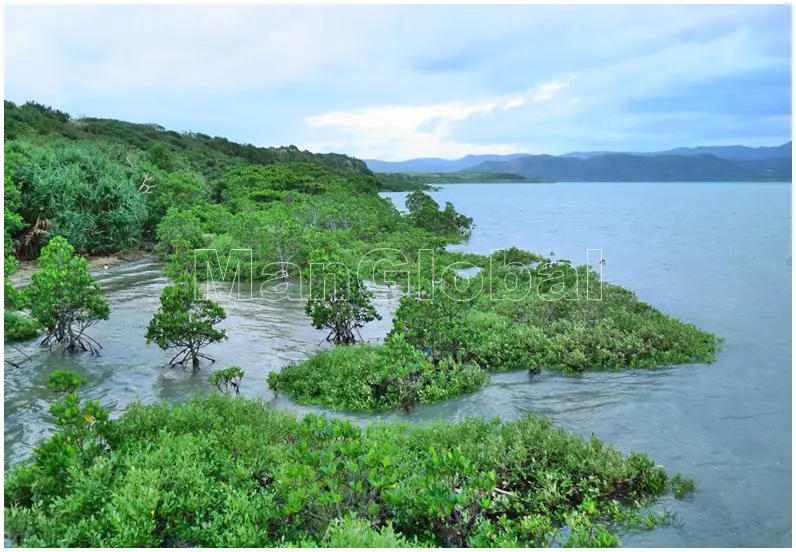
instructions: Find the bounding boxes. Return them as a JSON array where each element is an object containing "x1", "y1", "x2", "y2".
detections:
[
  {"x1": 47, "y1": 370, "x2": 87, "y2": 393},
  {"x1": 210, "y1": 366, "x2": 244, "y2": 396}
]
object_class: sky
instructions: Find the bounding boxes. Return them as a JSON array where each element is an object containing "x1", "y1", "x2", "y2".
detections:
[{"x1": 4, "y1": 4, "x2": 792, "y2": 161}]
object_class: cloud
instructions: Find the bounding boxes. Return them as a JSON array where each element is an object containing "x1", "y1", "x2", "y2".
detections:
[
  {"x1": 304, "y1": 78, "x2": 574, "y2": 159},
  {"x1": 4, "y1": 6, "x2": 366, "y2": 98},
  {"x1": 4, "y1": 5, "x2": 790, "y2": 157}
]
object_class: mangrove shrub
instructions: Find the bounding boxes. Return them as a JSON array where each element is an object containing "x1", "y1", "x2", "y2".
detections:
[
  {"x1": 305, "y1": 253, "x2": 380, "y2": 345},
  {"x1": 146, "y1": 272, "x2": 227, "y2": 370},
  {"x1": 24, "y1": 237, "x2": 109, "y2": 354},
  {"x1": 5, "y1": 395, "x2": 692, "y2": 547}
]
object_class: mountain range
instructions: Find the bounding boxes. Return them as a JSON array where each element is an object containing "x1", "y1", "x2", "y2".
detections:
[
  {"x1": 366, "y1": 143, "x2": 791, "y2": 182},
  {"x1": 364, "y1": 153, "x2": 530, "y2": 173}
]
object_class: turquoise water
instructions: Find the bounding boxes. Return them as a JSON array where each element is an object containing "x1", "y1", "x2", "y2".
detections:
[{"x1": 4, "y1": 182, "x2": 791, "y2": 546}]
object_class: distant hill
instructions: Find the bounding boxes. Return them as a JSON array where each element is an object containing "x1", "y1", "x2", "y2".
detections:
[
  {"x1": 368, "y1": 142, "x2": 790, "y2": 181},
  {"x1": 365, "y1": 153, "x2": 530, "y2": 173},
  {"x1": 657, "y1": 142, "x2": 791, "y2": 161},
  {"x1": 464, "y1": 152, "x2": 790, "y2": 182},
  {"x1": 562, "y1": 142, "x2": 791, "y2": 161}
]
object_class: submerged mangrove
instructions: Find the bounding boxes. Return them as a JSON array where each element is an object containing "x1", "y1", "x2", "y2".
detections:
[
  {"x1": 269, "y1": 252, "x2": 719, "y2": 412},
  {"x1": 4, "y1": 101, "x2": 711, "y2": 547},
  {"x1": 5, "y1": 393, "x2": 692, "y2": 547}
]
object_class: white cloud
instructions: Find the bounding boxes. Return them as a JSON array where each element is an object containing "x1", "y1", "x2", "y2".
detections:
[
  {"x1": 3, "y1": 5, "x2": 788, "y2": 155},
  {"x1": 304, "y1": 77, "x2": 574, "y2": 160},
  {"x1": 4, "y1": 6, "x2": 368, "y2": 99},
  {"x1": 532, "y1": 76, "x2": 575, "y2": 102}
]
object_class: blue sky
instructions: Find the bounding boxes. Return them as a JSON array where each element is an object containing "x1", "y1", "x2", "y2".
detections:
[{"x1": 4, "y1": 4, "x2": 791, "y2": 160}]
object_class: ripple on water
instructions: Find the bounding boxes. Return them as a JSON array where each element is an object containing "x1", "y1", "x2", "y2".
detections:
[{"x1": 4, "y1": 183, "x2": 791, "y2": 547}]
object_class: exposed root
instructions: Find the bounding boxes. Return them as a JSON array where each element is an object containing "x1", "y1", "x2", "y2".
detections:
[
  {"x1": 39, "y1": 326, "x2": 102, "y2": 356},
  {"x1": 168, "y1": 347, "x2": 216, "y2": 371}
]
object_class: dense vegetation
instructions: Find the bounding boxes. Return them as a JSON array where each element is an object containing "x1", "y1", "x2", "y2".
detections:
[
  {"x1": 270, "y1": 252, "x2": 719, "y2": 412},
  {"x1": 268, "y1": 336, "x2": 487, "y2": 412},
  {"x1": 4, "y1": 257, "x2": 38, "y2": 343},
  {"x1": 3, "y1": 101, "x2": 387, "y2": 262},
  {"x1": 5, "y1": 393, "x2": 693, "y2": 547},
  {"x1": 5, "y1": 99, "x2": 713, "y2": 546},
  {"x1": 4, "y1": 101, "x2": 372, "y2": 181}
]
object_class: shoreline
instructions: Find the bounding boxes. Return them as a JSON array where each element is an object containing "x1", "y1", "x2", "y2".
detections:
[{"x1": 11, "y1": 247, "x2": 159, "y2": 286}]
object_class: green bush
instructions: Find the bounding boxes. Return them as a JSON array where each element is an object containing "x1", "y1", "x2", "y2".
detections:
[
  {"x1": 272, "y1": 250, "x2": 719, "y2": 411},
  {"x1": 405, "y1": 190, "x2": 473, "y2": 238},
  {"x1": 144, "y1": 171, "x2": 209, "y2": 232},
  {"x1": 7, "y1": 141, "x2": 147, "y2": 257},
  {"x1": 305, "y1": 252, "x2": 380, "y2": 346},
  {"x1": 4, "y1": 311, "x2": 39, "y2": 342},
  {"x1": 210, "y1": 367, "x2": 244, "y2": 396},
  {"x1": 268, "y1": 336, "x2": 486, "y2": 413},
  {"x1": 145, "y1": 271, "x2": 227, "y2": 370},
  {"x1": 24, "y1": 236, "x2": 110, "y2": 354},
  {"x1": 467, "y1": 311, "x2": 548, "y2": 372},
  {"x1": 474, "y1": 253, "x2": 719, "y2": 373},
  {"x1": 154, "y1": 208, "x2": 207, "y2": 256},
  {"x1": 5, "y1": 395, "x2": 690, "y2": 547},
  {"x1": 47, "y1": 370, "x2": 87, "y2": 393}
]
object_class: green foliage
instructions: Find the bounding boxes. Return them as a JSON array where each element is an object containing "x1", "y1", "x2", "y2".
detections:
[
  {"x1": 216, "y1": 163, "x2": 333, "y2": 207},
  {"x1": 4, "y1": 171, "x2": 26, "y2": 254},
  {"x1": 4, "y1": 255, "x2": 21, "y2": 310},
  {"x1": 478, "y1": 257, "x2": 719, "y2": 372},
  {"x1": 467, "y1": 311, "x2": 548, "y2": 373},
  {"x1": 267, "y1": 335, "x2": 486, "y2": 413},
  {"x1": 144, "y1": 171, "x2": 209, "y2": 232},
  {"x1": 145, "y1": 272, "x2": 227, "y2": 370},
  {"x1": 4, "y1": 311, "x2": 39, "y2": 342},
  {"x1": 24, "y1": 237, "x2": 109, "y2": 353},
  {"x1": 47, "y1": 370, "x2": 87, "y2": 393},
  {"x1": 3, "y1": 250, "x2": 39, "y2": 342},
  {"x1": 390, "y1": 272, "x2": 478, "y2": 364},
  {"x1": 5, "y1": 372, "x2": 110, "y2": 511},
  {"x1": 3, "y1": 101, "x2": 383, "y2": 262},
  {"x1": 322, "y1": 516, "x2": 425, "y2": 547},
  {"x1": 230, "y1": 204, "x2": 313, "y2": 281},
  {"x1": 305, "y1": 253, "x2": 380, "y2": 345},
  {"x1": 5, "y1": 395, "x2": 686, "y2": 547},
  {"x1": 7, "y1": 141, "x2": 147, "y2": 257},
  {"x1": 274, "y1": 249, "x2": 718, "y2": 410},
  {"x1": 210, "y1": 367, "x2": 244, "y2": 396},
  {"x1": 4, "y1": 100, "x2": 72, "y2": 139},
  {"x1": 388, "y1": 250, "x2": 720, "y2": 375},
  {"x1": 405, "y1": 190, "x2": 474, "y2": 237},
  {"x1": 669, "y1": 474, "x2": 696, "y2": 499},
  {"x1": 154, "y1": 208, "x2": 207, "y2": 256},
  {"x1": 5, "y1": 101, "x2": 374, "y2": 182}
]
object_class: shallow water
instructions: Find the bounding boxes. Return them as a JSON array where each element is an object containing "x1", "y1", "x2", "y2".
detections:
[{"x1": 4, "y1": 182, "x2": 791, "y2": 546}]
